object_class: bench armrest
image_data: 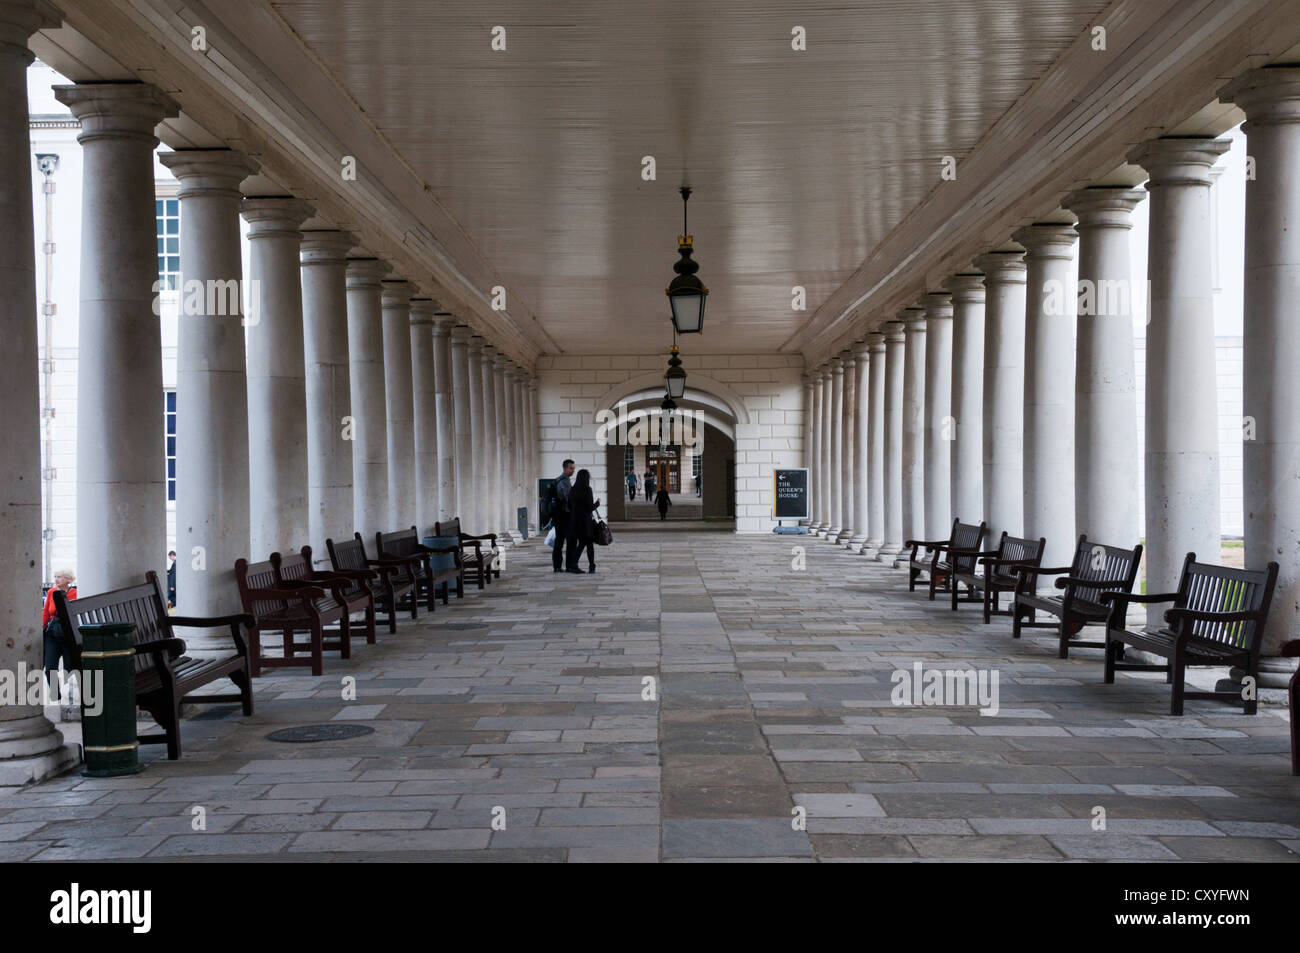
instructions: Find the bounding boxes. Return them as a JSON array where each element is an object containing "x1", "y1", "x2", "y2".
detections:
[
  {"x1": 905, "y1": 538, "x2": 948, "y2": 550},
  {"x1": 461, "y1": 532, "x2": 497, "y2": 544},
  {"x1": 1099, "y1": 591, "x2": 1178, "y2": 605},
  {"x1": 1033, "y1": 565, "x2": 1076, "y2": 576},
  {"x1": 981, "y1": 557, "x2": 1038, "y2": 569},
  {"x1": 1054, "y1": 575, "x2": 1130, "y2": 590},
  {"x1": 426, "y1": 545, "x2": 462, "y2": 556},
  {"x1": 324, "y1": 568, "x2": 379, "y2": 582},
  {"x1": 134, "y1": 637, "x2": 187, "y2": 658},
  {"x1": 241, "y1": 585, "x2": 327, "y2": 602},
  {"x1": 169, "y1": 612, "x2": 256, "y2": 629}
]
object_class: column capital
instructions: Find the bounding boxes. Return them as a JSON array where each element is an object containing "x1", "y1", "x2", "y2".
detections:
[
  {"x1": 972, "y1": 250, "x2": 1027, "y2": 283},
  {"x1": 481, "y1": 343, "x2": 498, "y2": 362},
  {"x1": 346, "y1": 257, "x2": 391, "y2": 288},
  {"x1": 922, "y1": 291, "x2": 953, "y2": 319},
  {"x1": 431, "y1": 312, "x2": 456, "y2": 336},
  {"x1": 493, "y1": 352, "x2": 510, "y2": 370},
  {"x1": 867, "y1": 330, "x2": 886, "y2": 351},
  {"x1": 943, "y1": 272, "x2": 985, "y2": 302},
  {"x1": 884, "y1": 321, "x2": 906, "y2": 344},
  {"x1": 1063, "y1": 187, "x2": 1146, "y2": 229},
  {"x1": 900, "y1": 306, "x2": 927, "y2": 331},
  {"x1": 450, "y1": 324, "x2": 472, "y2": 346},
  {"x1": 1219, "y1": 65, "x2": 1300, "y2": 125},
  {"x1": 409, "y1": 298, "x2": 438, "y2": 324},
  {"x1": 830, "y1": 352, "x2": 846, "y2": 374},
  {"x1": 1013, "y1": 223, "x2": 1078, "y2": 258},
  {"x1": 0, "y1": 1, "x2": 61, "y2": 58},
  {"x1": 54, "y1": 82, "x2": 179, "y2": 144},
  {"x1": 241, "y1": 196, "x2": 314, "y2": 237},
  {"x1": 468, "y1": 335, "x2": 486, "y2": 355},
  {"x1": 1127, "y1": 137, "x2": 1231, "y2": 188},
  {"x1": 852, "y1": 338, "x2": 872, "y2": 361},
  {"x1": 381, "y1": 279, "x2": 415, "y2": 307},
  {"x1": 160, "y1": 149, "x2": 259, "y2": 200},
  {"x1": 300, "y1": 229, "x2": 356, "y2": 265},
  {"x1": 819, "y1": 362, "x2": 833, "y2": 381}
]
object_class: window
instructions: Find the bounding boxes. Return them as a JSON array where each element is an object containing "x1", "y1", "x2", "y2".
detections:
[
  {"x1": 156, "y1": 198, "x2": 180, "y2": 291},
  {"x1": 624, "y1": 444, "x2": 635, "y2": 475},
  {"x1": 165, "y1": 390, "x2": 177, "y2": 501}
]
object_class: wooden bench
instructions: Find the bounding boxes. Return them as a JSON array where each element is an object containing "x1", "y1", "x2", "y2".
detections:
[
  {"x1": 377, "y1": 527, "x2": 462, "y2": 610},
  {"x1": 1012, "y1": 535, "x2": 1143, "y2": 659},
  {"x1": 273, "y1": 546, "x2": 377, "y2": 646},
  {"x1": 235, "y1": 556, "x2": 352, "y2": 677},
  {"x1": 52, "y1": 571, "x2": 253, "y2": 761},
  {"x1": 953, "y1": 532, "x2": 1045, "y2": 621},
  {"x1": 905, "y1": 519, "x2": 987, "y2": 601},
  {"x1": 326, "y1": 534, "x2": 418, "y2": 633},
  {"x1": 435, "y1": 518, "x2": 500, "y2": 590},
  {"x1": 1102, "y1": 554, "x2": 1279, "y2": 716}
]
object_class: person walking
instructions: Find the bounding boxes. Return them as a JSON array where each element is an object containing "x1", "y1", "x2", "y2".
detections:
[
  {"x1": 566, "y1": 468, "x2": 600, "y2": 573},
  {"x1": 41, "y1": 569, "x2": 77, "y2": 700},
  {"x1": 626, "y1": 470, "x2": 638, "y2": 502},
  {"x1": 644, "y1": 467, "x2": 655, "y2": 501},
  {"x1": 550, "y1": 459, "x2": 575, "y2": 572},
  {"x1": 655, "y1": 486, "x2": 672, "y2": 521}
]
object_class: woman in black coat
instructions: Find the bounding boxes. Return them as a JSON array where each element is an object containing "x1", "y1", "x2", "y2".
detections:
[{"x1": 566, "y1": 468, "x2": 600, "y2": 574}]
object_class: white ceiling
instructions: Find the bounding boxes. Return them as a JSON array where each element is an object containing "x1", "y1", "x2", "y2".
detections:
[{"x1": 266, "y1": 0, "x2": 1112, "y2": 354}]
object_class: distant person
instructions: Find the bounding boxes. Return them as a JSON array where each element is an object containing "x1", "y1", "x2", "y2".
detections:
[
  {"x1": 644, "y1": 468, "x2": 655, "y2": 501},
  {"x1": 695, "y1": 475, "x2": 702, "y2": 497},
  {"x1": 566, "y1": 468, "x2": 600, "y2": 574},
  {"x1": 626, "y1": 470, "x2": 638, "y2": 502},
  {"x1": 655, "y1": 487, "x2": 672, "y2": 521},
  {"x1": 41, "y1": 569, "x2": 77, "y2": 700},
  {"x1": 549, "y1": 459, "x2": 575, "y2": 572},
  {"x1": 166, "y1": 550, "x2": 177, "y2": 608}
]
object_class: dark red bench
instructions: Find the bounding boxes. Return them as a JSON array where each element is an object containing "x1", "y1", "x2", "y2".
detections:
[{"x1": 235, "y1": 556, "x2": 351, "y2": 677}]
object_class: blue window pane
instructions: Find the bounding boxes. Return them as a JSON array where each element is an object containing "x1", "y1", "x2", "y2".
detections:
[
  {"x1": 166, "y1": 218, "x2": 178, "y2": 235},
  {"x1": 157, "y1": 237, "x2": 164, "y2": 254},
  {"x1": 166, "y1": 437, "x2": 175, "y2": 457},
  {"x1": 155, "y1": 199, "x2": 163, "y2": 214},
  {"x1": 166, "y1": 237, "x2": 178, "y2": 253},
  {"x1": 167, "y1": 256, "x2": 179, "y2": 272},
  {"x1": 166, "y1": 199, "x2": 177, "y2": 214},
  {"x1": 167, "y1": 459, "x2": 175, "y2": 479},
  {"x1": 166, "y1": 391, "x2": 176, "y2": 412}
]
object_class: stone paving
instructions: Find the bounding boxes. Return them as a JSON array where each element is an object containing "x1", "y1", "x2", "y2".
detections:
[{"x1": 1, "y1": 531, "x2": 1296, "y2": 862}]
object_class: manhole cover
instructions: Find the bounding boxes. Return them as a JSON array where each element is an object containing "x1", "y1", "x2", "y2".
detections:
[{"x1": 265, "y1": 724, "x2": 375, "y2": 743}]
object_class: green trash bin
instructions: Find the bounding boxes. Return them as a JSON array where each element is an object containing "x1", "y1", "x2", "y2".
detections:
[{"x1": 78, "y1": 622, "x2": 144, "y2": 777}]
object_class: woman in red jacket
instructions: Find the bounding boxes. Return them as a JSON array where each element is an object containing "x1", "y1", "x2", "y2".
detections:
[{"x1": 42, "y1": 569, "x2": 76, "y2": 699}]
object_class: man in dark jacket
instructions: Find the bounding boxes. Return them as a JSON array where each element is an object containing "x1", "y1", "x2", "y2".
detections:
[{"x1": 551, "y1": 459, "x2": 575, "y2": 572}]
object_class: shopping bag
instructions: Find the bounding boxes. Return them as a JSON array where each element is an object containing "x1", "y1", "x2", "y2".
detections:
[{"x1": 545, "y1": 525, "x2": 557, "y2": 548}]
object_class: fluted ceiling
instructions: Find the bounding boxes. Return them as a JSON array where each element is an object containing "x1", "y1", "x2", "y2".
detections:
[{"x1": 267, "y1": 0, "x2": 1112, "y2": 354}]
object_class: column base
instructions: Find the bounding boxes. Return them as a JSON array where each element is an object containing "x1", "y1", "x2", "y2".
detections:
[
  {"x1": 847, "y1": 534, "x2": 868, "y2": 550},
  {"x1": 861, "y1": 538, "x2": 883, "y2": 557},
  {"x1": 827, "y1": 525, "x2": 844, "y2": 542},
  {"x1": 1219, "y1": 655, "x2": 1298, "y2": 697},
  {"x1": 875, "y1": 543, "x2": 903, "y2": 564},
  {"x1": 0, "y1": 715, "x2": 81, "y2": 787}
]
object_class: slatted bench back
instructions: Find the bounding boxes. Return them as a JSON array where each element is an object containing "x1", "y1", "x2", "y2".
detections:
[
  {"x1": 999, "y1": 533, "x2": 1045, "y2": 566},
  {"x1": 1174, "y1": 554, "x2": 1278, "y2": 651},
  {"x1": 1068, "y1": 535, "x2": 1142, "y2": 608},
  {"x1": 55, "y1": 573, "x2": 170, "y2": 676},
  {"x1": 435, "y1": 518, "x2": 463, "y2": 539},
  {"x1": 950, "y1": 520, "x2": 987, "y2": 575},
  {"x1": 327, "y1": 537, "x2": 369, "y2": 574},
  {"x1": 236, "y1": 557, "x2": 289, "y2": 617},
  {"x1": 272, "y1": 550, "x2": 313, "y2": 585},
  {"x1": 378, "y1": 527, "x2": 421, "y2": 559}
]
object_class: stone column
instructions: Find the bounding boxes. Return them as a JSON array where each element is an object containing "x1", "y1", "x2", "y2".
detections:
[
  {"x1": 945, "y1": 273, "x2": 985, "y2": 526},
  {"x1": 1221, "y1": 67, "x2": 1300, "y2": 683},
  {"x1": 802, "y1": 373, "x2": 816, "y2": 526},
  {"x1": 380, "y1": 280, "x2": 416, "y2": 531},
  {"x1": 863, "y1": 333, "x2": 887, "y2": 555},
  {"x1": 974, "y1": 249, "x2": 1027, "y2": 544},
  {"x1": 431, "y1": 313, "x2": 457, "y2": 523},
  {"x1": 300, "y1": 230, "x2": 354, "y2": 560},
  {"x1": 849, "y1": 340, "x2": 871, "y2": 550},
  {"x1": 156, "y1": 151, "x2": 256, "y2": 629},
  {"x1": 828, "y1": 355, "x2": 845, "y2": 540},
  {"x1": 1015, "y1": 224, "x2": 1078, "y2": 566},
  {"x1": 922, "y1": 292, "x2": 954, "y2": 537},
  {"x1": 55, "y1": 82, "x2": 177, "y2": 596},
  {"x1": 466, "y1": 336, "x2": 487, "y2": 532},
  {"x1": 242, "y1": 196, "x2": 313, "y2": 557},
  {"x1": 345, "y1": 258, "x2": 391, "y2": 541},
  {"x1": 1064, "y1": 188, "x2": 1144, "y2": 551},
  {"x1": 819, "y1": 364, "x2": 834, "y2": 534},
  {"x1": 900, "y1": 308, "x2": 927, "y2": 554},
  {"x1": 528, "y1": 378, "x2": 541, "y2": 528},
  {"x1": 494, "y1": 354, "x2": 515, "y2": 542},
  {"x1": 480, "y1": 345, "x2": 504, "y2": 542},
  {"x1": 451, "y1": 326, "x2": 475, "y2": 528},
  {"x1": 839, "y1": 349, "x2": 856, "y2": 545},
  {"x1": 510, "y1": 367, "x2": 527, "y2": 534},
  {"x1": 878, "y1": 322, "x2": 906, "y2": 561},
  {"x1": 0, "y1": 0, "x2": 78, "y2": 784},
  {"x1": 1129, "y1": 136, "x2": 1229, "y2": 629},
  {"x1": 410, "y1": 298, "x2": 438, "y2": 533},
  {"x1": 807, "y1": 370, "x2": 821, "y2": 530}
]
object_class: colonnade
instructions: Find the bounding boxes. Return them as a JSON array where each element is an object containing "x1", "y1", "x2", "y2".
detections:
[
  {"x1": 0, "y1": 3, "x2": 541, "y2": 783},
  {"x1": 805, "y1": 64, "x2": 1300, "y2": 689}
]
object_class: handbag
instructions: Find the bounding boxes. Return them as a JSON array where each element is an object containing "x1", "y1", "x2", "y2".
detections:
[
  {"x1": 594, "y1": 507, "x2": 613, "y2": 547},
  {"x1": 545, "y1": 525, "x2": 557, "y2": 548}
]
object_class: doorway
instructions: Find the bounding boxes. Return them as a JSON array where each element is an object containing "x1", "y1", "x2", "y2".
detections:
[{"x1": 647, "y1": 445, "x2": 681, "y2": 493}]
